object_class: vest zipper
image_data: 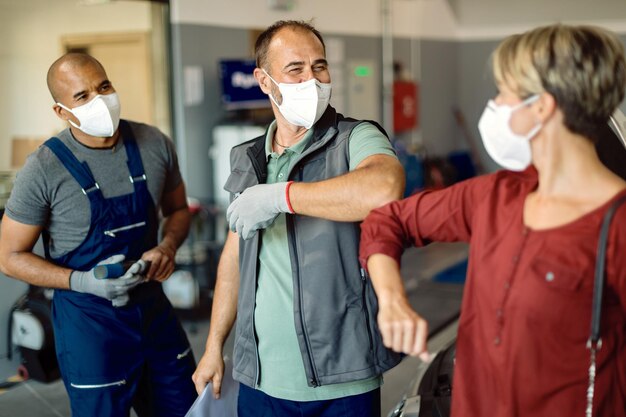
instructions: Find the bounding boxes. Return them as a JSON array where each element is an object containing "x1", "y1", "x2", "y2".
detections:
[
  {"x1": 361, "y1": 268, "x2": 375, "y2": 351},
  {"x1": 246, "y1": 148, "x2": 265, "y2": 388},
  {"x1": 287, "y1": 214, "x2": 320, "y2": 387},
  {"x1": 70, "y1": 379, "x2": 126, "y2": 389},
  {"x1": 253, "y1": 234, "x2": 261, "y2": 388},
  {"x1": 104, "y1": 221, "x2": 146, "y2": 237},
  {"x1": 253, "y1": 317, "x2": 261, "y2": 387}
]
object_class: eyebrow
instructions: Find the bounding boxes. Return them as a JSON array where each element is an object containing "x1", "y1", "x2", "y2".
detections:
[
  {"x1": 72, "y1": 90, "x2": 87, "y2": 100},
  {"x1": 313, "y1": 59, "x2": 328, "y2": 67},
  {"x1": 72, "y1": 79, "x2": 111, "y2": 100},
  {"x1": 283, "y1": 58, "x2": 328, "y2": 71}
]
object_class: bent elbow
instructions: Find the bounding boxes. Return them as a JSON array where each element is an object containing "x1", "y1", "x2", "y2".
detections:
[
  {"x1": 0, "y1": 247, "x2": 20, "y2": 278},
  {"x1": 373, "y1": 165, "x2": 405, "y2": 208},
  {"x1": 0, "y1": 256, "x2": 10, "y2": 277}
]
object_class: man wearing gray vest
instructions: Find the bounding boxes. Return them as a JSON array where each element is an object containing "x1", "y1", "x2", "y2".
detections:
[{"x1": 192, "y1": 20, "x2": 408, "y2": 417}]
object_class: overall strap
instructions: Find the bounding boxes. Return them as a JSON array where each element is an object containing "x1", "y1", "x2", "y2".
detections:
[
  {"x1": 44, "y1": 137, "x2": 100, "y2": 195},
  {"x1": 119, "y1": 120, "x2": 147, "y2": 183}
]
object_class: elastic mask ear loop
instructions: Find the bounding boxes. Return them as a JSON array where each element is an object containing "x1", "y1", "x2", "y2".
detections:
[
  {"x1": 514, "y1": 94, "x2": 542, "y2": 140},
  {"x1": 513, "y1": 94, "x2": 540, "y2": 111},
  {"x1": 56, "y1": 102, "x2": 81, "y2": 129},
  {"x1": 262, "y1": 69, "x2": 282, "y2": 107},
  {"x1": 262, "y1": 69, "x2": 279, "y2": 86},
  {"x1": 56, "y1": 102, "x2": 73, "y2": 113}
]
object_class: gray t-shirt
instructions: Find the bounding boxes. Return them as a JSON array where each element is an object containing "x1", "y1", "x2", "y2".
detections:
[{"x1": 5, "y1": 120, "x2": 183, "y2": 258}]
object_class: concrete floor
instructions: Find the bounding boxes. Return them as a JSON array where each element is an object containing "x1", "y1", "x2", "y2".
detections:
[{"x1": 0, "y1": 242, "x2": 466, "y2": 417}]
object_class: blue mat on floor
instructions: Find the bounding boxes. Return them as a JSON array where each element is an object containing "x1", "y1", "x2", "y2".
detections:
[{"x1": 432, "y1": 258, "x2": 468, "y2": 283}]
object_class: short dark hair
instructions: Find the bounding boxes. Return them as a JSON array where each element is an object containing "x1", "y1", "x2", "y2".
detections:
[{"x1": 254, "y1": 20, "x2": 325, "y2": 70}]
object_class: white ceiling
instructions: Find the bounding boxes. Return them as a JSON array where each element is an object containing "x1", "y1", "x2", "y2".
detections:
[{"x1": 446, "y1": 0, "x2": 626, "y2": 28}]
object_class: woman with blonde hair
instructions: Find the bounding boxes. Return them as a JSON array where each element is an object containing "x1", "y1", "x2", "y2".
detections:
[{"x1": 360, "y1": 24, "x2": 626, "y2": 416}]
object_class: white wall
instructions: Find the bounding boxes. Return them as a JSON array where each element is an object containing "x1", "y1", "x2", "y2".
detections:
[
  {"x1": 454, "y1": 0, "x2": 626, "y2": 30},
  {"x1": 171, "y1": 0, "x2": 626, "y2": 41},
  {"x1": 0, "y1": 0, "x2": 151, "y2": 170},
  {"x1": 171, "y1": 0, "x2": 457, "y2": 39}
]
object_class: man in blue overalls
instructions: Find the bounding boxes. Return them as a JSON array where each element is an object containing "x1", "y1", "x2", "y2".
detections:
[{"x1": 0, "y1": 53, "x2": 197, "y2": 416}]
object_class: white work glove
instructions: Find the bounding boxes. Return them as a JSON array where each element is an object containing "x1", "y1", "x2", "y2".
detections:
[
  {"x1": 111, "y1": 259, "x2": 150, "y2": 307},
  {"x1": 69, "y1": 255, "x2": 142, "y2": 304},
  {"x1": 226, "y1": 182, "x2": 294, "y2": 240}
]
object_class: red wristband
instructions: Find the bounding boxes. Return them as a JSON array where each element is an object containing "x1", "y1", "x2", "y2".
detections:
[{"x1": 285, "y1": 181, "x2": 295, "y2": 214}]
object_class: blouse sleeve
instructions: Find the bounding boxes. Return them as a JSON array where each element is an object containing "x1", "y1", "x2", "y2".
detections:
[{"x1": 359, "y1": 173, "x2": 498, "y2": 267}]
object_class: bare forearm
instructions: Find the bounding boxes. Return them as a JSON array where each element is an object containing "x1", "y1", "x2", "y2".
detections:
[
  {"x1": 289, "y1": 156, "x2": 405, "y2": 221},
  {"x1": 159, "y1": 182, "x2": 191, "y2": 252},
  {"x1": 0, "y1": 218, "x2": 72, "y2": 289},
  {"x1": 1, "y1": 251, "x2": 71, "y2": 289},
  {"x1": 367, "y1": 253, "x2": 429, "y2": 358},
  {"x1": 206, "y1": 232, "x2": 239, "y2": 353},
  {"x1": 160, "y1": 207, "x2": 191, "y2": 252},
  {"x1": 367, "y1": 253, "x2": 409, "y2": 305},
  {"x1": 193, "y1": 234, "x2": 238, "y2": 398}
]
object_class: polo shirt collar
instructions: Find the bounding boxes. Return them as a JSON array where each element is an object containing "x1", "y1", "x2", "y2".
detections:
[{"x1": 264, "y1": 120, "x2": 314, "y2": 161}]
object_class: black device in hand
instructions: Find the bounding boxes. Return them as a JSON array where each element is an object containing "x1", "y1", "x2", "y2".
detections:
[{"x1": 93, "y1": 260, "x2": 150, "y2": 279}]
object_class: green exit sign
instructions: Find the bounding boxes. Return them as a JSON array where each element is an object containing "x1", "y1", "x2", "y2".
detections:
[{"x1": 354, "y1": 66, "x2": 372, "y2": 77}]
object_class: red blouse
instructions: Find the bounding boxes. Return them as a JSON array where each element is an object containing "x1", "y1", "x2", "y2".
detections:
[{"x1": 360, "y1": 168, "x2": 626, "y2": 417}]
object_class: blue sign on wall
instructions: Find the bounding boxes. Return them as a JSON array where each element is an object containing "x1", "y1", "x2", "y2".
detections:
[{"x1": 219, "y1": 59, "x2": 270, "y2": 110}]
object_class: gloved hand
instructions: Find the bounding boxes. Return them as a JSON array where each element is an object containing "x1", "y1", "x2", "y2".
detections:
[
  {"x1": 69, "y1": 255, "x2": 142, "y2": 303},
  {"x1": 111, "y1": 260, "x2": 149, "y2": 307},
  {"x1": 226, "y1": 182, "x2": 294, "y2": 240}
]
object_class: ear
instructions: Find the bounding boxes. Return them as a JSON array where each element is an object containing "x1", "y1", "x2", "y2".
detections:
[
  {"x1": 52, "y1": 103, "x2": 67, "y2": 120},
  {"x1": 254, "y1": 68, "x2": 272, "y2": 95},
  {"x1": 535, "y1": 92, "x2": 557, "y2": 123},
  {"x1": 53, "y1": 103, "x2": 79, "y2": 125}
]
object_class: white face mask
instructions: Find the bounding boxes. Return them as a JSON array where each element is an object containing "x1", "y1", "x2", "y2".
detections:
[
  {"x1": 478, "y1": 95, "x2": 542, "y2": 171},
  {"x1": 57, "y1": 93, "x2": 121, "y2": 138},
  {"x1": 263, "y1": 69, "x2": 332, "y2": 129}
]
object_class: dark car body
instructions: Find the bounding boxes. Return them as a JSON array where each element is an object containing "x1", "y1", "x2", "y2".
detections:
[{"x1": 387, "y1": 339, "x2": 455, "y2": 417}]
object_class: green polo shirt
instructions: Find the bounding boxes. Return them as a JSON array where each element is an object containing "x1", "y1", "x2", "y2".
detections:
[{"x1": 254, "y1": 120, "x2": 396, "y2": 401}]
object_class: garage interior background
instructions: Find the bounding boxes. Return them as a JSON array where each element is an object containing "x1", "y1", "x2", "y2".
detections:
[{"x1": 1, "y1": 0, "x2": 626, "y2": 383}]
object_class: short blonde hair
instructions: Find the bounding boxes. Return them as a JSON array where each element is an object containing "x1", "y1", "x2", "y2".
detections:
[{"x1": 492, "y1": 24, "x2": 626, "y2": 142}]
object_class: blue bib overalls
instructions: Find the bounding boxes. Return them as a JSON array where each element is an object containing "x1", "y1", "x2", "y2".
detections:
[{"x1": 44, "y1": 122, "x2": 197, "y2": 416}]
